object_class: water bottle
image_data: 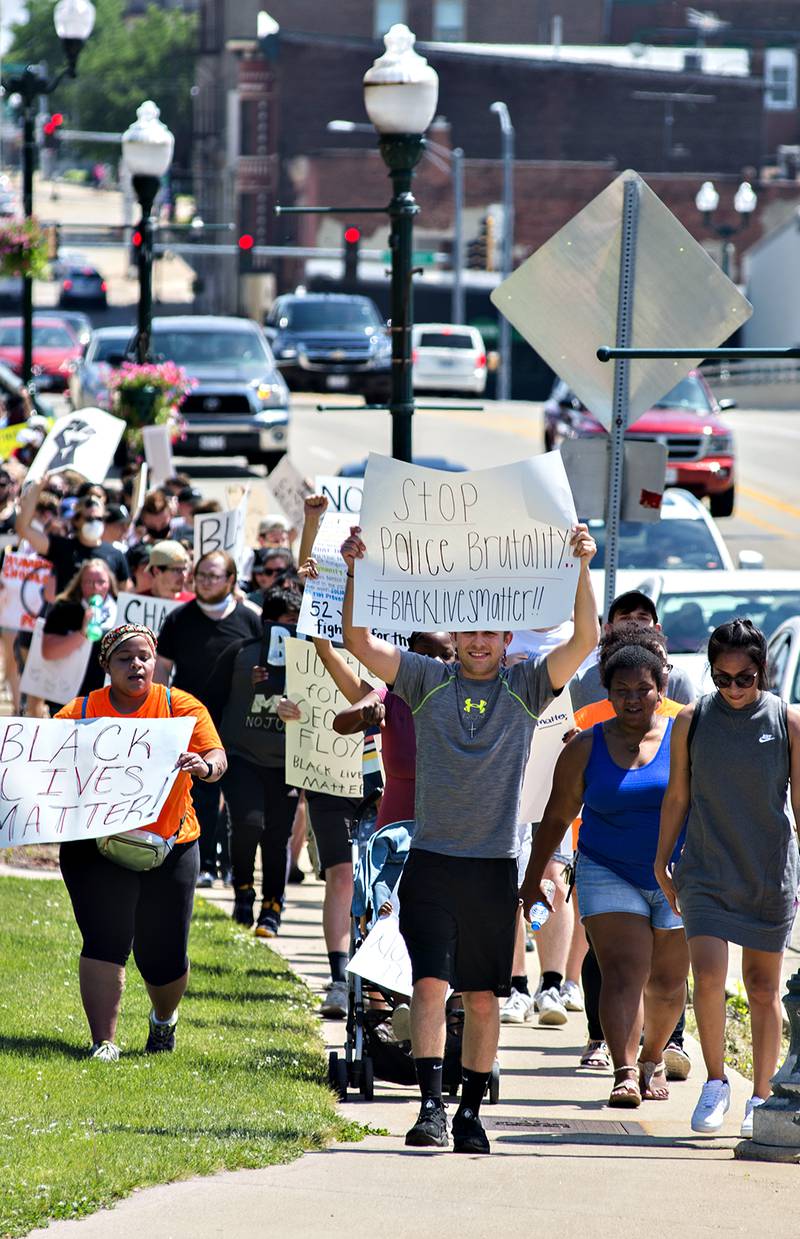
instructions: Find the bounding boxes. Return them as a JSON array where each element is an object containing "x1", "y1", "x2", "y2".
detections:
[
  {"x1": 85, "y1": 594, "x2": 104, "y2": 643},
  {"x1": 529, "y1": 879, "x2": 556, "y2": 932}
]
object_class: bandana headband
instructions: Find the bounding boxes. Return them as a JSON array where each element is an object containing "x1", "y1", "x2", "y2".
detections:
[{"x1": 99, "y1": 624, "x2": 157, "y2": 670}]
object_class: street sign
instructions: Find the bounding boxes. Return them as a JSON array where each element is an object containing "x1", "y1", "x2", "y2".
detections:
[
  {"x1": 560, "y1": 439, "x2": 668, "y2": 522},
  {"x1": 380, "y1": 250, "x2": 438, "y2": 266},
  {"x1": 490, "y1": 169, "x2": 752, "y2": 430}
]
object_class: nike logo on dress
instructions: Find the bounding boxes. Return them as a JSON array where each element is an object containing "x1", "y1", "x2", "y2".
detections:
[{"x1": 758, "y1": 734, "x2": 775, "y2": 744}]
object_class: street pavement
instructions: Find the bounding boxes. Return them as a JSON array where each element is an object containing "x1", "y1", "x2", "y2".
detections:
[{"x1": 21, "y1": 872, "x2": 800, "y2": 1239}]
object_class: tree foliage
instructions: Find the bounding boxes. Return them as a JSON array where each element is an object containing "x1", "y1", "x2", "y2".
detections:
[{"x1": 6, "y1": 0, "x2": 197, "y2": 174}]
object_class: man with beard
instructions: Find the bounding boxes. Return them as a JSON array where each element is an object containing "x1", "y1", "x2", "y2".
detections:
[
  {"x1": 17, "y1": 480, "x2": 131, "y2": 592},
  {"x1": 156, "y1": 550, "x2": 261, "y2": 886}
]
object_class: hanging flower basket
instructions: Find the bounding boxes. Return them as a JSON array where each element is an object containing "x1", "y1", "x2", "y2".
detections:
[
  {"x1": 109, "y1": 362, "x2": 194, "y2": 454},
  {"x1": 0, "y1": 217, "x2": 50, "y2": 280}
]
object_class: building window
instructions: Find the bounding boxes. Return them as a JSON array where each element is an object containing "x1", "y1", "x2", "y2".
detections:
[
  {"x1": 433, "y1": 0, "x2": 465, "y2": 41},
  {"x1": 765, "y1": 49, "x2": 797, "y2": 112},
  {"x1": 374, "y1": 0, "x2": 406, "y2": 38}
]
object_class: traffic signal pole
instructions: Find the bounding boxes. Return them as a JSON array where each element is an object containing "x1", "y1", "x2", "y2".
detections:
[{"x1": 20, "y1": 93, "x2": 36, "y2": 385}]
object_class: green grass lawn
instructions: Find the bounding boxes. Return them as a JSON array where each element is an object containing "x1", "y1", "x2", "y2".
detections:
[{"x1": 0, "y1": 877, "x2": 354, "y2": 1238}]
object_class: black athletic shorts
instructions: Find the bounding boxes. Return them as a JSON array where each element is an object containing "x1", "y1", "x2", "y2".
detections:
[
  {"x1": 305, "y1": 792, "x2": 359, "y2": 873},
  {"x1": 59, "y1": 837, "x2": 199, "y2": 986},
  {"x1": 398, "y1": 849, "x2": 518, "y2": 997}
]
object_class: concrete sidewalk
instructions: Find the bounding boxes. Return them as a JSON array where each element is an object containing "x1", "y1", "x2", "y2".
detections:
[{"x1": 25, "y1": 870, "x2": 800, "y2": 1239}]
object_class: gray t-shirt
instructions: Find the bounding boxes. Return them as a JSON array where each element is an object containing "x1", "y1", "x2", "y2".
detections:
[
  {"x1": 392, "y1": 650, "x2": 556, "y2": 859},
  {"x1": 569, "y1": 658, "x2": 696, "y2": 712}
]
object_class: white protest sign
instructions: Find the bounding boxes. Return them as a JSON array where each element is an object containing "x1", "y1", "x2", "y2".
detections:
[
  {"x1": 354, "y1": 453, "x2": 579, "y2": 634},
  {"x1": 314, "y1": 475, "x2": 363, "y2": 515},
  {"x1": 115, "y1": 592, "x2": 183, "y2": 636},
  {"x1": 284, "y1": 636, "x2": 366, "y2": 797},
  {"x1": 193, "y1": 491, "x2": 249, "y2": 571},
  {"x1": 19, "y1": 618, "x2": 93, "y2": 705},
  {"x1": 0, "y1": 550, "x2": 52, "y2": 632},
  {"x1": 129, "y1": 462, "x2": 149, "y2": 521},
  {"x1": 297, "y1": 512, "x2": 409, "y2": 648},
  {"x1": 142, "y1": 424, "x2": 174, "y2": 488},
  {"x1": 519, "y1": 688, "x2": 575, "y2": 823},
  {"x1": 491, "y1": 170, "x2": 752, "y2": 431},
  {"x1": 267, "y1": 456, "x2": 311, "y2": 529},
  {"x1": 25, "y1": 408, "x2": 126, "y2": 484},
  {"x1": 346, "y1": 915, "x2": 413, "y2": 998},
  {"x1": 0, "y1": 715, "x2": 195, "y2": 847}
]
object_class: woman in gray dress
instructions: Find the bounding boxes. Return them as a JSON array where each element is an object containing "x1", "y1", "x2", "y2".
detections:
[{"x1": 656, "y1": 619, "x2": 800, "y2": 1138}]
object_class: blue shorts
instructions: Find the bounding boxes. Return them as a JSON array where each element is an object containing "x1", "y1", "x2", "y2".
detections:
[{"x1": 575, "y1": 852, "x2": 683, "y2": 931}]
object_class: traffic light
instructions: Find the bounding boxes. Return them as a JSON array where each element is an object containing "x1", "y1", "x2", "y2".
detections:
[
  {"x1": 466, "y1": 215, "x2": 497, "y2": 271},
  {"x1": 42, "y1": 112, "x2": 64, "y2": 149},
  {"x1": 130, "y1": 227, "x2": 143, "y2": 267},
  {"x1": 485, "y1": 212, "x2": 496, "y2": 272},
  {"x1": 343, "y1": 226, "x2": 360, "y2": 283},
  {"x1": 238, "y1": 232, "x2": 255, "y2": 275}
]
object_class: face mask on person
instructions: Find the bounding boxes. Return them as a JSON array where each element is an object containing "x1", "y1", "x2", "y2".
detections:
[{"x1": 81, "y1": 519, "x2": 105, "y2": 541}]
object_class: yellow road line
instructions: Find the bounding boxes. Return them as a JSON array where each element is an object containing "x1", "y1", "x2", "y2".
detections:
[
  {"x1": 734, "y1": 508, "x2": 800, "y2": 539},
  {"x1": 740, "y1": 484, "x2": 800, "y2": 522}
]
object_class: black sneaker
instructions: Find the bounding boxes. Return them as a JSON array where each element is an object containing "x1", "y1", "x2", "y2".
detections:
[
  {"x1": 405, "y1": 1099, "x2": 449, "y2": 1148},
  {"x1": 145, "y1": 1011, "x2": 177, "y2": 1054},
  {"x1": 452, "y1": 1108, "x2": 490, "y2": 1154},
  {"x1": 254, "y1": 898, "x2": 282, "y2": 938},
  {"x1": 232, "y1": 885, "x2": 256, "y2": 926}
]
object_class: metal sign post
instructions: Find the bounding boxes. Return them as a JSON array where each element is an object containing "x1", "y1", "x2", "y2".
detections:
[{"x1": 604, "y1": 179, "x2": 641, "y2": 619}]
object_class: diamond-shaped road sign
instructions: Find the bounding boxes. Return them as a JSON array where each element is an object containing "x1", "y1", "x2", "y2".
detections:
[{"x1": 490, "y1": 170, "x2": 752, "y2": 430}]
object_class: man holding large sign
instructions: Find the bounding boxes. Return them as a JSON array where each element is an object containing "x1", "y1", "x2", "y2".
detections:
[{"x1": 341, "y1": 457, "x2": 598, "y2": 1155}]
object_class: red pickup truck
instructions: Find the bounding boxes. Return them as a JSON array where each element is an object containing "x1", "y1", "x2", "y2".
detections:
[{"x1": 544, "y1": 371, "x2": 737, "y2": 517}]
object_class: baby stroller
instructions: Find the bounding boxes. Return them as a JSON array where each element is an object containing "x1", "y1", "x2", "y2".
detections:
[{"x1": 327, "y1": 798, "x2": 500, "y2": 1106}]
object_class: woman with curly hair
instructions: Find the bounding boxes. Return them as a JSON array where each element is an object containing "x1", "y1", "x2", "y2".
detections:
[
  {"x1": 657, "y1": 618, "x2": 800, "y2": 1137},
  {"x1": 521, "y1": 627, "x2": 689, "y2": 1109}
]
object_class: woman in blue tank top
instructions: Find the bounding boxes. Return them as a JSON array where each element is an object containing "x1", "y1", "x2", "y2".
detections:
[{"x1": 521, "y1": 630, "x2": 689, "y2": 1109}]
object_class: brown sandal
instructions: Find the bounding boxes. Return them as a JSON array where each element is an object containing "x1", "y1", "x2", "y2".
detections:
[
  {"x1": 639, "y1": 1060, "x2": 669, "y2": 1101},
  {"x1": 608, "y1": 1066, "x2": 642, "y2": 1108}
]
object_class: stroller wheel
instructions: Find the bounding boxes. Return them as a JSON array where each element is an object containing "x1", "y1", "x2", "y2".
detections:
[
  {"x1": 487, "y1": 1060, "x2": 500, "y2": 1105},
  {"x1": 328, "y1": 1051, "x2": 349, "y2": 1102},
  {"x1": 360, "y1": 1055, "x2": 374, "y2": 1101}
]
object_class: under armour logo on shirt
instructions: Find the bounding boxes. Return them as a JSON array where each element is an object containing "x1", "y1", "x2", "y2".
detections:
[
  {"x1": 758, "y1": 733, "x2": 775, "y2": 744},
  {"x1": 463, "y1": 698, "x2": 487, "y2": 714}
]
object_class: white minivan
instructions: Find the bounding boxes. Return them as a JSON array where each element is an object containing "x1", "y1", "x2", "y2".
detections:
[{"x1": 412, "y1": 323, "x2": 487, "y2": 395}]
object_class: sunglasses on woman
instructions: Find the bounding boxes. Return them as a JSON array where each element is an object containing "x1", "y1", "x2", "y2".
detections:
[{"x1": 711, "y1": 669, "x2": 759, "y2": 689}]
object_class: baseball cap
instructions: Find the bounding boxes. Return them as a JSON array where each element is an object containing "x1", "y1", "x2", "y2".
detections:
[
  {"x1": 104, "y1": 504, "x2": 130, "y2": 525},
  {"x1": 607, "y1": 589, "x2": 658, "y2": 624},
  {"x1": 258, "y1": 514, "x2": 291, "y2": 535},
  {"x1": 149, "y1": 540, "x2": 189, "y2": 568}
]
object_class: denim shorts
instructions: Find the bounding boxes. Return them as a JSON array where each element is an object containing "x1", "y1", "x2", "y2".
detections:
[{"x1": 575, "y1": 852, "x2": 683, "y2": 930}]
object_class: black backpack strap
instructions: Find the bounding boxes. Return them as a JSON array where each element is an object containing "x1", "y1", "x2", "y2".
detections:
[
  {"x1": 81, "y1": 694, "x2": 90, "y2": 719},
  {"x1": 686, "y1": 695, "x2": 706, "y2": 769}
]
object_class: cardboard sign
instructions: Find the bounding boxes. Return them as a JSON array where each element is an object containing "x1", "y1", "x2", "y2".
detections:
[
  {"x1": 354, "y1": 453, "x2": 579, "y2": 633},
  {"x1": 142, "y1": 424, "x2": 174, "y2": 488},
  {"x1": 284, "y1": 636, "x2": 366, "y2": 797},
  {"x1": 0, "y1": 550, "x2": 52, "y2": 632},
  {"x1": 267, "y1": 456, "x2": 311, "y2": 529},
  {"x1": 115, "y1": 591, "x2": 183, "y2": 636},
  {"x1": 193, "y1": 491, "x2": 249, "y2": 570},
  {"x1": 0, "y1": 715, "x2": 195, "y2": 846},
  {"x1": 129, "y1": 463, "x2": 149, "y2": 522},
  {"x1": 19, "y1": 618, "x2": 92, "y2": 705},
  {"x1": 25, "y1": 408, "x2": 126, "y2": 484},
  {"x1": 346, "y1": 915, "x2": 413, "y2": 998},
  {"x1": 519, "y1": 688, "x2": 575, "y2": 824},
  {"x1": 297, "y1": 512, "x2": 408, "y2": 648},
  {"x1": 314, "y1": 475, "x2": 363, "y2": 515}
]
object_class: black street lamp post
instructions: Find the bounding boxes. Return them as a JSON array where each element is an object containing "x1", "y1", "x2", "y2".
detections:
[
  {"x1": 363, "y1": 26, "x2": 439, "y2": 463},
  {"x1": 2, "y1": 0, "x2": 96, "y2": 384},
  {"x1": 121, "y1": 102, "x2": 175, "y2": 365}
]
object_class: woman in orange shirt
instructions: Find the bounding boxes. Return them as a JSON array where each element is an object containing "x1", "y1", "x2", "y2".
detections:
[{"x1": 58, "y1": 623, "x2": 226, "y2": 1062}]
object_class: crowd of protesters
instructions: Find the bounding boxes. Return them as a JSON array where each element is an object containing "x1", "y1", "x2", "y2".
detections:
[{"x1": 0, "y1": 458, "x2": 797, "y2": 1158}]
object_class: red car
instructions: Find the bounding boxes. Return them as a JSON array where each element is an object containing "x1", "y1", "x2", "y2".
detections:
[
  {"x1": 0, "y1": 315, "x2": 83, "y2": 394},
  {"x1": 543, "y1": 371, "x2": 737, "y2": 517}
]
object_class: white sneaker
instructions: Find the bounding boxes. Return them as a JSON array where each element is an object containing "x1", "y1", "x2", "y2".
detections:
[
  {"x1": 534, "y1": 985, "x2": 568, "y2": 1026},
  {"x1": 690, "y1": 1078, "x2": 731, "y2": 1133},
  {"x1": 89, "y1": 1040, "x2": 120, "y2": 1062},
  {"x1": 320, "y1": 980, "x2": 348, "y2": 1019},
  {"x1": 391, "y1": 1002, "x2": 412, "y2": 1042},
  {"x1": 560, "y1": 980, "x2": 584, "y2": 1012},
  {"x1": 740, "y1": 1095, "x2": 767, "y2": 1138},
  {"x1": 500, "y1": 988, "x2": 535, "y2": 1024}
]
